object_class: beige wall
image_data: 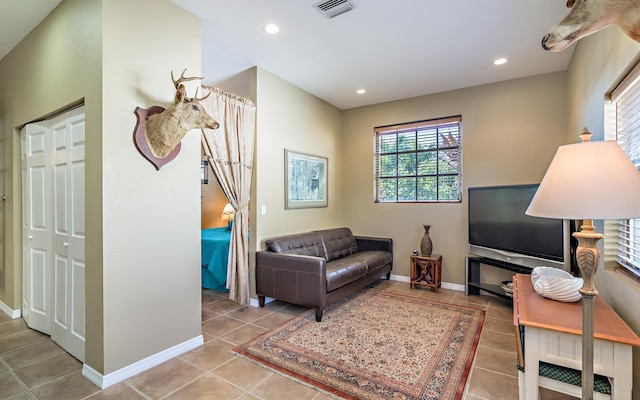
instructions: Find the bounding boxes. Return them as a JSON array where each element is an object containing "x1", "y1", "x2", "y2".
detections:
[
  {"x1": 0, "y1": 0, "x2": 103, "y2": 363},
  {"x1": 566, "y1": 27, "x2": 640, "y2": 397},
  {"x1": 342, "y1": 72, "x2": 568, "y2": 285},
  {"x1": 201, "y1": 177, "x2": 228, "y2": 229},
  {"x1": 0, "y1": 0, "x2": 204, "y2": 378},
  {"x1": 252, "y1": 67, "x2": 344, "y2": 293},
  {"x1": 253, "y1": 68, "x2": 345, "y2": 240},
  {"x1": 247, "y1": 68, "x2": 567, "y2": 293},
  {"x1": 101, "y1": 0, "x2": 202, "y2": 374}
]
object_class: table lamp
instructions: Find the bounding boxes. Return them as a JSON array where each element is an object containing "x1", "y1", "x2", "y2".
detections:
[
  {"x1": 526, "y1": 128, "x2": 640, "y2": 400},
  {"x1": 221, "y1": 203, "x2": 236, "y2": 229}
]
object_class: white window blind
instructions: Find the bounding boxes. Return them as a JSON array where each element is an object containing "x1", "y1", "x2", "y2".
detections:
[
  {"x1": 373, "y1": 115, "x2": 462, "y2": 203},
  {"x1": 610, "y1": 61, "x2": 640, "y2": 276}
]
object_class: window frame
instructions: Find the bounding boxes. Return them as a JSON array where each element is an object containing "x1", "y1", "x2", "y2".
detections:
[
  {"x1": 373, "y1": 115, "x2": 462, "y2": 203},
  {"x1": 608, "y1": 60, "x2": 640, "y2": 277}
]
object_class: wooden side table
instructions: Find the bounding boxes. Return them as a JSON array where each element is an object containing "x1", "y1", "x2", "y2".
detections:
[
  {"x1": 513, "y1": 274, "x2": 640, "y2": 399},
  {"x1": 410, "y1": 254, "x2": 442, "y2": 292}
]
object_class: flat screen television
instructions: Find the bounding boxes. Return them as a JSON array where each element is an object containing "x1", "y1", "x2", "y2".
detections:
[{"x1": 468, "y1": 184, "x2": 567, "y2": 269}]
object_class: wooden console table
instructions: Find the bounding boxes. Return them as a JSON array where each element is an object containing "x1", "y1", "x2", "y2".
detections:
[
  {"x1": 513, "y1": 274, "x2": 640, "y2": 399},
  {"x1": 410, "y1": 254, "x2": 442, "y2": 292}
]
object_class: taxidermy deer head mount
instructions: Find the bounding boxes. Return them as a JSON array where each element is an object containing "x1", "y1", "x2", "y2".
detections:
[
  {"x1": 143, "y1": 69, "x2": 219, "y2": 159},
  {"x1": 542, "y1": 0, "x2": 640, "y2": 52}
]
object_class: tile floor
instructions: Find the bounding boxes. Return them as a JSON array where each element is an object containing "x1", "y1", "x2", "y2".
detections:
[{"x1": 0, "y1": 280, "x2": 575, "y2": 400}]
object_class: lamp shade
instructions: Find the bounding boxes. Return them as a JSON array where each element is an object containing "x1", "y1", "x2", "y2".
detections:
[
  {"x1": 526, "y1": 140, "x2": 640, "y2": 220},
  {"x1": 221, "y1": 203, "x2": 236, "y2": 221}
]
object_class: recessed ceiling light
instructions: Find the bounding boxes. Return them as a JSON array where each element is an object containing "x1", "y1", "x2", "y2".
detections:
[
  {"x1": 264, "y1": 24, "x2": 280, "y2": 34},
  {"x1": 493, "y1": 58, "x2": 508, "y2": 66},
  {"x1": 356, "y1": 89, "x2": 366, "y2": 94}
]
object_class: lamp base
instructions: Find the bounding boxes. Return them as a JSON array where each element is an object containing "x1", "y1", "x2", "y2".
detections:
[
  {"x1": 573, "y1": 223, "x2": 602, "y2": 296},
  {"x1": 572, "y1": 220, "x2": 602, "y2": 400}
]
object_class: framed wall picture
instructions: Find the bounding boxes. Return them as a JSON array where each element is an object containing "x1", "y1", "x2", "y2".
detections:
[{"x1": 285, "y1": 149, "x2": 328, "y2": 209}]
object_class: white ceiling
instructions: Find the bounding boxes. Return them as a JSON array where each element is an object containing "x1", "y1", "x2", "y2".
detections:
[
  {"x1": 173, "y1": 0, "x2": 575, "y2": 109},
  {"x1": 0, "y1": 0, "x2": 575, "y2": 110}
]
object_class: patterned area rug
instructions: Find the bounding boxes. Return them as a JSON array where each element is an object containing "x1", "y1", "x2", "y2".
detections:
[{"x1": 234, "y1": 289, "x2": 485, "y2": 400}]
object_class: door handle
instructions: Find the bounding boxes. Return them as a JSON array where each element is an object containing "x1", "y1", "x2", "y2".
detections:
[
  {"x1": 63, "y1": 242, "x2": 69, "y2": 247},
  {"x1": 28, "y1": 235, "x2": 33, "y2": 239}
]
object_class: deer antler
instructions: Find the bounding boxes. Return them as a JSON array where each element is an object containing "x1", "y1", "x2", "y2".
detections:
[
  {"x1": 140, "y1": 68, "x2": 219, "y2": 162},
  {"x1": 171, "y1": 68, "x2": 204, "y2": 90},
  {"x1": 193, "y1": 87, "x2": 211, "y2": 102}
]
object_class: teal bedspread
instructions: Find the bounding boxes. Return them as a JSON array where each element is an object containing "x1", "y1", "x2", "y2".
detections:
[{"x1": 201, "y1": 227, "x2": 231, "y2": 292}]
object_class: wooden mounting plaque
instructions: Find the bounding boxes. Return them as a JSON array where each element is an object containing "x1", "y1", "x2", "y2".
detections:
[{"x1": 133, "y1": 106, "x2": 181, "y2": 170}]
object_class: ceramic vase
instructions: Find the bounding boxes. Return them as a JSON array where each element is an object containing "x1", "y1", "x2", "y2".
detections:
[{"x1": 420, "y1": 225, "x2": 433, "y2": 256}]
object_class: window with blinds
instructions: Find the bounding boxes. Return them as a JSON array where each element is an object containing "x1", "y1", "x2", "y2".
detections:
[
  {"x1": 610, "y1": 61, "x2": 640, "y2": 277},
  {"x1": 373, "y1": 115, "x2": 462, "y2": 203}
]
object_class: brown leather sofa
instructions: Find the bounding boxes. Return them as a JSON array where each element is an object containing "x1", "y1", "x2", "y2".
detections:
[{"x1": 255, "y1": 227, "x2": 393, "y2": 322}]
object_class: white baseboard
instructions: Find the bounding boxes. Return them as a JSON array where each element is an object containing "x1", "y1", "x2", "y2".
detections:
[
  {"x1": 0, "y1": 299, "x2": 21, "y2": 319},
  {"x1": 249, "y1": 296, "x2": 275, "y2": 308},
  {"x1": 82, "y1": 335, "x2": 204, "y2": 389},
  {"x1": 249, "y1": 297, "x2": 262, "y2": 307},
  {"x1": 441, "y1": 282, "x2": 465, "y2": 292},
  {"x1": 389, "y1": 273, "x2": 409, "y2": 283},
  {"x1": 389, "y1": 274, "x2": 464, "y2": 292},
  {"x1": 247, "y1": 275, "x2": 465, "y2": 308}
]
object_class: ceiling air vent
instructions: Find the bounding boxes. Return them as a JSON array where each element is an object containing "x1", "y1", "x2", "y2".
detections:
[{"x1": 313, "y1": 0, "x2": 356, "y2": 19}]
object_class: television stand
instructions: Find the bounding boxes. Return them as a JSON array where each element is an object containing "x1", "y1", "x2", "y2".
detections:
[{"x1": 466, "y1": 256, "x2": 532, "y2": 299}]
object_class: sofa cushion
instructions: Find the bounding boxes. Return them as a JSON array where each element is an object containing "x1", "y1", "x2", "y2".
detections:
[
  {"x1": 316, "y1": 227, "x2": 359, "y2": 262},
  {"x1": 265, "y1": 232, "x2": 326, "y2": 258},
  {"x1": 325, "y1": 257, "x2": 368, "y2": 292},
  {"x1": 350, "y1": 251, "x2": 393, "y2": 273}
]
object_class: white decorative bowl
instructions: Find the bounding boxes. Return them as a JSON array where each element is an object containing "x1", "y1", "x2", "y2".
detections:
[
  {"x1": 531, "y1": 266, "x2": 572, "y2": 284},
  {"x1": 531, "y1": 266, "x2": 583, "y2": 302},
  {"x1": 500, "y1": 280, "x2": 513, "y2": 297}
]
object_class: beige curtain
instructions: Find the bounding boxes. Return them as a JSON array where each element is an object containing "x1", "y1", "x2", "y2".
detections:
[{"x1": 200, "y1": 85, "x2": 256, "y2": 305}]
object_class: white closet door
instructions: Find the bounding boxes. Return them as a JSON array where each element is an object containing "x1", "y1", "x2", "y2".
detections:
[
  {"x1": 22, "y1": 106, "x2": 85, "y2": 362},
  {"x1": 21, "y1": 122, "x2": 53, "y2": 334},
  {"x1": 50, "y1": 107, "x2": 86, "y2": 362}
]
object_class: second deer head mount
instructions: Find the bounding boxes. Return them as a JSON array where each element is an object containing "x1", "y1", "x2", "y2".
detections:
[
  {"x1": 542, "y1": 0, "x2": 640, "y2": 52},
  {"x1": 134, "y1": 69, "x2": 220, "y2": 170}
]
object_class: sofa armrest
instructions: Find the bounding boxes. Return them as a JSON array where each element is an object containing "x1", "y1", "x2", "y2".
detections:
[
  {"x1": 355, "y1": 236, "x2": 393, "y2": 254},
  {"x1": 255, "y1": 251, "x2": 327, "y2": 309}
]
